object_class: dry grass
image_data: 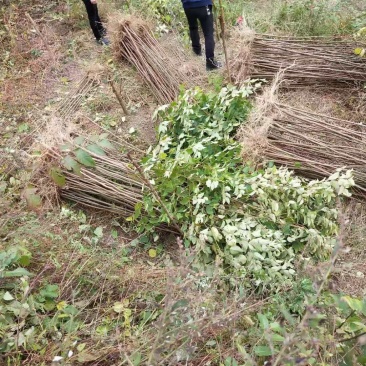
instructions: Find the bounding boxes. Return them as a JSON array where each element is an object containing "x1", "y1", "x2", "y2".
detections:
[
  {"x1": 280, "y1": 87, "x2": 366, "y2": 122},
  {"x1": 334, "y1": 201, "x2": 366, "y2": 297},
  {"x1": 0, "y1": 8, "x2": 62, "y2": 109}
]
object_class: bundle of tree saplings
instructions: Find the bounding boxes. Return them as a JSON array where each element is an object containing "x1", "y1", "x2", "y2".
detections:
[
  {"x1": 49, "y1": 135, "x2": 144, "y2": 216},
  {"x1": 239, "y1": 102, "x2": 366, "y2": 196},
  {"x1": 57, "y1": 66, "x2": 104, "y2": 120},
  {"x1": 230, "y1": 32, "x2": 366, "y2": 87},
  {"x1": 110, "y1": 15, "x2": 188, "y2": 104}
]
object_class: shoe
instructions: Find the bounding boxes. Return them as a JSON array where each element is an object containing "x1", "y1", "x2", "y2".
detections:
[
  {"x1": 193, "y1": 47, "x2": 202, "y2": 56},
  {"x1": 96, "y1": 37, "x2": 110, "y2": 46},
  {"x1": 206, "y1": 58, "x2": 222, "y2": 71}
]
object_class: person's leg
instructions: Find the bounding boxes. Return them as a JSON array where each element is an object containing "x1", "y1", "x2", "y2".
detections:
[
  {"x1": 184, "y1": 8, "x2": 202, "y2": 56},
  {"x1": 95, "y1": 7, "x2": 106, "y2": 36},
  {"x1": 198, "y1": 5, "x2": 215, "y2": 60},
  {"x1": 82, "y1": 0, "x2": 103, "y2": 40}
]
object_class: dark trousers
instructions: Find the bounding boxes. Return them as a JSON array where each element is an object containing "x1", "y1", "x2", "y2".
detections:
[
  {"x1": 82, "y1": 0, "x2": 105, "y2": 40},
  {"x1": 184, "y1": 5, "x2": 215, "y2": 60}
]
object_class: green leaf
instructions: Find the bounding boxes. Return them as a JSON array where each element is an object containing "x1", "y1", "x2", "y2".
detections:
[
  {"x1": 50, "y1": 168, "x2": 66, "y2": 188},
  {"x1": 23, "y1": 188, "x2": 42, "y2": 209},
  {"x1": 205, "y1": 340, "x2": 216, "y2": 346},
  {"x1": 270, "y1": 322, "x2": 284, "y2": 333},
  {"x1": 62, "y1": 155, "x2": 81, "y2": 175},
  {"x1": 113, "y1": 301, "x2": 126, "y2": 314},
  {"x1": 74, "y1": 136, "x2": 85, "y2": 145},
  {"x1": 111, "y1": 229, "x2": 118, "y2": 239},
  {"x1": 224, "y1": 357, "x2": 239, "y2": 366},
  {"x1": 254, "y1": 345, "x2": 274, "y2": 356},
  {"x1": 96, "y1": 324, "x2": 110, "y2": 336},
  {"x1": 86, "y1": 144, "x2": 106, "y2": 156},
  {"x1": 172, "y1": 299, "x2": 189, "y2": 311},
  {"x1": 0, "y1": 181, "x2": 7, "y2": 193},
  {"x1": 64, "y1": 305, "x2": 79, "y2": 316},
  {"x1": 348, "y1": 321, "x2": 366, "y2": 332},
  {"x1": 148, "y1": 249, "x2": 157, "y2": 258},
  {"x1": 44, "y1": 300, "x2": 56, "y2": 311},
  {"x1": 130, "y1": 238, "x2": 139, "y2": 247},
  {"x1": 140, "y1": 235, "x2": 150, "y2": 244},
  {"x1": 131, "y1": 352, "x2": 142, "y2": 366},
  {"x1": 94, "y1": 226, "x2": 103, "y2": 238},
  {"x1": 271, "y1": 333, "x2": 285, "y2": 342},
  {"x1": 77, "y1": 343, "x2": 86, "y2": 352},
  {"x1": 18, "y1": 255, "x2": 31, "y2": 267},
  {"x1": 3, "y1": 291, "x2": 14, "y2": 301},
  {"x1": 40, "y1": 284, "x2": 59, "y2": 299},
  {"x1": 18, "y1": 123, "x2": 30, "y2": 133},
  {"x1": 75, "y1": 149, "x2": 95, "y2": 167},
  {"x1": 97, "y1": 139, "x2": 115, "y2": 150},
  {"x1": 77, "y1": 352, "x2": 99, "y2": 363},
  {"x1": 258, "y1": 313, "x2": 269, "y2": 330},
  {"x1": 3, "y1": 268, "x2": 32, "y2": 278},
  {"x1": 60, "y1": 143, "x2": 73, "y2": 152},
  {"x1": 341, "y1": 296, "x2": 364, "y2": 313}
]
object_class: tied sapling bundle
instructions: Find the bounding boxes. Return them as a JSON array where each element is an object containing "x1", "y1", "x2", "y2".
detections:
[
  {"x1": 230, "y1": 33, "x2": 366, "y2": 87},
  {"x1": 239, "y1": 100, "x2": 366, "y2": 197},
  {"x1": 110, "y1": 15, "x2": 189, "y2": 104},
  {"x1": 50, "y1": 134, "x2": 144, "y2": 217}
]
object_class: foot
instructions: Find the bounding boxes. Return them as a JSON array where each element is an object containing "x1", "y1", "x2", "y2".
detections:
[
  {"x1": 96, "y1": 37, "x2": 110, "y2": 46},
  {"x1": 192, "y1": 47, "x2": 202, "y2": 56},
  {"x1": 206, "y1": 58, "x2": 222, "y2": 71}
]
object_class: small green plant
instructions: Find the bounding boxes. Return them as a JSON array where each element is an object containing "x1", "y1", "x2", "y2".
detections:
[
  {"x1": 246, "y1": 292, "x2": 366, "y2": 365},
  {"x1": 30, "y1": 49, "x2": 42, "y2": 58},
  {"x1": 133, "y1": 0, "x2": 185, "y2": 28},
  {"x1": 0, "y1": 246, "x2": 32, "y2": 279},
  {"x1": 0, "y1": 247, "x2": 80, "y2": 358}
]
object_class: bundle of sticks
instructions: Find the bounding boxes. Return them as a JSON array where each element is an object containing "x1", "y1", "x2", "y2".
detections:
[
  {"x1": 111, "y1": 16, "x2": 187, "y2": 104},
  {"x1": 240, "y1": 102, "x2": 366, "y2": 195},
  {"x1": 50, "y1": 139, "x2": 179, "y2": 233},
  {"x1": 50, "y1": 141, "x2": 144, "y2": 217},
  {"x1": 55, "y1": 148, "x2": 143, "y2": 216},
  {"x1": 57, "y1": 70, "x2": 101, "y2": 120},
  {"x1": 231, "y1": 33, "x2": 366, "y2": 87}
]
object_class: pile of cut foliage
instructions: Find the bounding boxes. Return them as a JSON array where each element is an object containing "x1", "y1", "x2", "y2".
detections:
[{"x1": 135, "y1": 84, "x2": 354, "y2": 290}]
